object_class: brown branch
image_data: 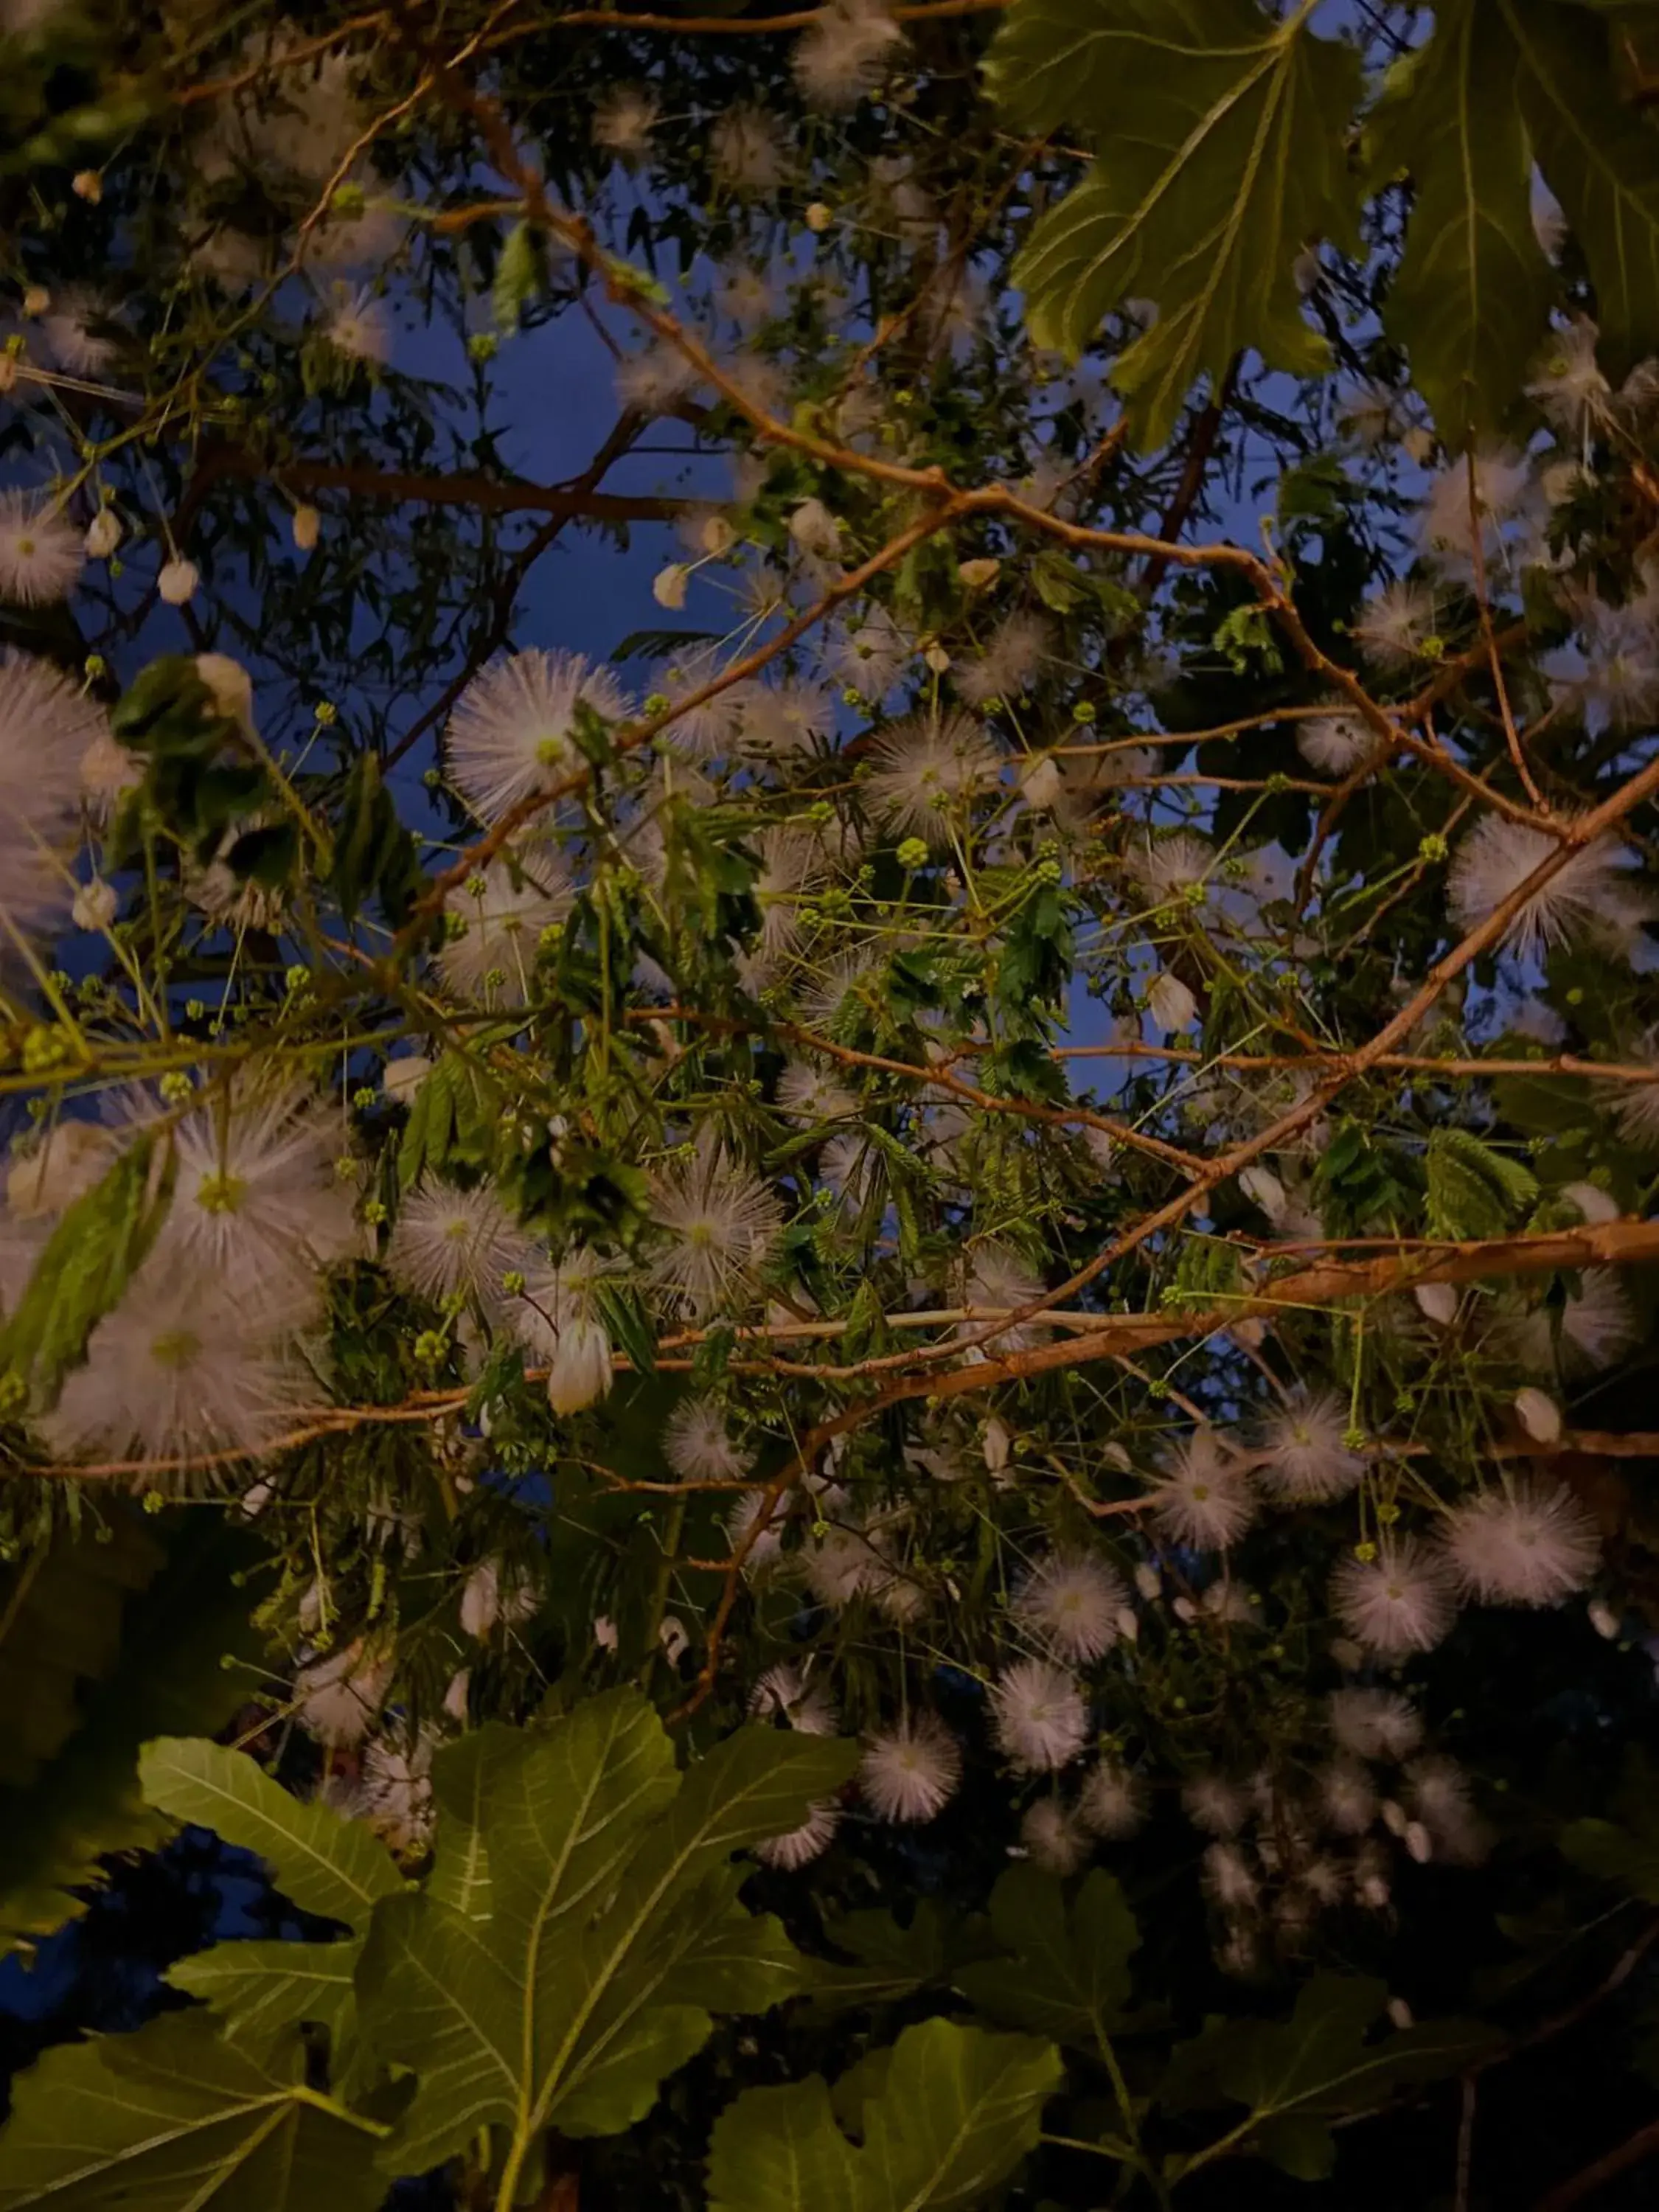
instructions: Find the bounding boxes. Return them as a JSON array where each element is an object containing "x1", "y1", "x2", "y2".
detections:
[
  {"x1": 1135, "y1": 358, "x2": 1239, "y2": 603},
  {"x1": 175, "y1": 13, "x2": 392, "y2": 105},
  {"x1": 206, "y1": 445, "x2": 692, "y2": 524},
  {"x1": 383, "y1": 410, "x2": 650, "y2": 771},
  {"x1": 1534, "y1": 2122, "x2": 1659, "y2": 2212}
]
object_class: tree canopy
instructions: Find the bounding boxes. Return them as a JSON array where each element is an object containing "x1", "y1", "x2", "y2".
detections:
[{"x1": 3, "y1": 1, "x2": 1659, "y2": 2207}]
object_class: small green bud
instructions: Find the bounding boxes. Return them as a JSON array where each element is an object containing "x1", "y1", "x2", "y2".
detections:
[
  {"x1": 1418, "y1": 832, "x2": 1448, "y2": 864},
  {"x1": 896, "y1": 836, "x2": 930, "y2": 871},
  {"x1": 1071, "y1": 700, "x2": 1096, "y2": 725}
]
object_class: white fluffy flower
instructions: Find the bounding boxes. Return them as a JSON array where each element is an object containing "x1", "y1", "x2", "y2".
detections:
[
  {"x1": 0, "y1": 490, "x2": 83, "y2": 605},
  {"x1": 1130, "y1": 831, "x2": 1214, "y2": 905},
  {"x1": 1078, "y1": 1759, "x2": 1148, "y2": 1838},
  {"x1": 157, "y1": 1086, "x2": 355, "y2": 1321},
  {"x1": 1332, "y1": 1540, "x2": 1458, "y2": 1658},
  {"x1": 389, "y1": 1183, "x2": 534, "y2": 1312},
  {"x1": 776, "y1": 1061, "x2": 860, "y2": 1123},
  {"x1": 44, "y1": 1268, "x2": 309, "y2": 1469},
  {"x1": 324, "y1": 285, "x2": 391, "y2": 365},
  {"x1": 1526, "y1": 317, "x2": 1613, "y2": 441},
  {"x1": 1256, "y1": 1390, "x2": 1363, "y2": 1503},
  {"x1": 754, "y1": 1800, "x2": 839, "y2": 1868},
  {"x1": 829, "y1": 608, "x2": 912, "y2": 698},
  {"x1": 6, "y1": 1118, "x2": 115, "y2": 1220},
  {"x1": 751, "y1": 1663, "x2": 839, "y2": 1735},
  {"x1": 952, "y1": 612, "x2": 1051, "y2": 707},
  {"x1": 860, "y1": 1713, "x2": 961, "y2": 1822},
  {"x1": 1327, "y1": 1688, "x2": 1422, "y2": 1762},
  {"x1": 448, "y1": 651, "x2": 631, "y2": 824},
  {"x1": 1448, "y1": 817, "x2": 1649, "y2": 962},
  {"x1": 1512, "y1": 1270, "x2": 1635, "y2": 1374},
  {"x1": 728, "y1": 1489, "x2": 785, "y2": 1573},
  {"x1": 1297, "y1": 711, "x2": 1371, "y2": 776},
  {"x1": 1407, "y1": 1756, "x2": 1487, "y2": 1865},
  {"x1": 1183, "y1": 1774, "x2": 1249, "y2": 1837},
  {"x1": 1419, "y1": 448, "x2": 1540, "y2": 579},
  {"x1": 1203, "y1": 1841, "x2": 1259, "y2": 1912},
  {"x1": 1149, "y1": 1431, "x2": 1258, "y2": 1550},
  {"x1": 1318, "y1": 1759, "x2": 1379, "y2": 1835},
  {"x1": 1441, "y1": 1479, "x2": 1599, "y2": 1607},
  {"x1": 991, "y1": 1658, "x2": 1089, "y2": 1773},
  {"x1": 438, "y1": 852, "x2": 574, "y2": 1005},
  {"x1": 616, "y1": 341, "x2": 700, "y2": 417},
  {"x1": 709, "y1": 105, "x2": 788, "y2": 195},
  {"x1": 1012, "y1": 1551, "x2": 1127, "y2": 1663},
  {"x1": 157, "y1": 557, "x2": 198, "y2": 605},
  {"x1": 1021, "y1": 1798, "x2": 1091, "y2": 1874},
  {"x1": 1352, "y1": 580, "x2": 1439, "y2": 667},
  {"x1": 734, "y1": 678, "x2": 835, "y2": 758},
  {"x1": 293, "y1": 1639, "x2": 393, "y2": 1747},
  {"x1": 664, "y1": 1395, "x2": 754, "y2": 1482},
  {"x1": 866, "y1": 708, "x2": 1001, "y2": 842},
  {"x1": 593, "y1": 86, "x2": 659, "y2": 163},
  {"x1": 361, "y1": 1727, "x2": 436, "y2": 1854},
  {"x1": 647, "y1": 1139, "x2": 782, "y2": 1317},
  {"x1": 793, "y1": 0, "x2": 903, "y2": 108}
]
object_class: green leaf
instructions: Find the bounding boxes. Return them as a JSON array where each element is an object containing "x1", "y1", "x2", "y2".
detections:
[
  {"x1": 493, "y1": 220, "x2": 544, "y2": 335},
  {"x1": 1504, "y1": 0, "x2": 1659, "y2": 373},
  {"x1": 1370, "y1": 0, "x2": 1558, "y2": 440},
  {"x1": 0, "y1": 1138, "x2": 167, "y2": 1402},
  {"x1": 0, "y1": 2010, "x2": 387, "y2": 2211},
  {"x1": 138, "y1": 1736, "x2": 404, "y2": 1928},
  {"x1": 1166, "y1": 1976, "x2": 1498, "y2": 2180},
  {"x1": 425, "y1": 1724, "x2": 514, "y2": 1923},
  {"x1": 355, "y1": 1688, "x2": 856, "y2": 2177},
  {"x1": 167, "y1": 1938, "x2": 362, "y2": 2062},
  {"x1": 0, "y1": 1517, "x2": 262, "y2": 1954},
  {"x1": 806, "y1": 1902, "x2": 953, "y2": 2015},
  {"x1": 707, "y1": 2017, "x2": 1063, "y2": 2212},
  {"x1": 1562, "y1": 1753, "x2": 1659, "y2": 1897},
  {"x1": 1425, "y1": 1126, "x2": 1538, "y2": 1240},
  {"x1": 956, "y1": 1866, "x2": 1139, "y2": 2048},
  {"x1": 987, "y1": 0, "x2": 1363, "y2": 448}
]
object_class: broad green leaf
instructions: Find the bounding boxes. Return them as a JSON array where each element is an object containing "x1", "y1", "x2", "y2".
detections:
[
  {"x1": 167, "y1": 1937, "x2": 362, "y2": 2060},
  {"x1": 1425, "y1": 1127, "x2": 1538, "y2": 1240},
  {"x1": 955, "y1": 1867, "x2": 1138, "y2": 2049},
  {"x1": 0, "y1": 1138, "x2": 167, "y2": 1402},
  {"x1": 805, "y1": 1899, "x2": 953, "y2": 2017},
  {"x1": 1504, "y1": 0, "x2": 1659, "y2": 372},
  {"x1": 1166, "y1": 1975, "x2": 1498, "y2": 2180},
  {"x1": 356, "y1": 1688, "x2": 855, "y2": 2177},
  {"x1": 425, "y1": 1724, "x2": 515, "y2": 1922},
  {"x1": 987, "y1": 0, "x2": 1363, "y2": 448},
  {"x1": 1562, "y1": 1753, "x2": 1659, "y2": 1896},
  {"x1": 0, "y1": 2010, "x2": 387, "y2": 2211},
  {"x1": 0, "y1": 1519, "x2": 262, "y2": 1954},
  {"x1": 708, "y1": 2017, "x2": 1062, "y2": 2212},
  {"x1": 1370, "y1": 0, "x2": 1558, "y2": 440},
  {"x1": 138, "y1": 1736, "x2": 404, "y2": 1928}
]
